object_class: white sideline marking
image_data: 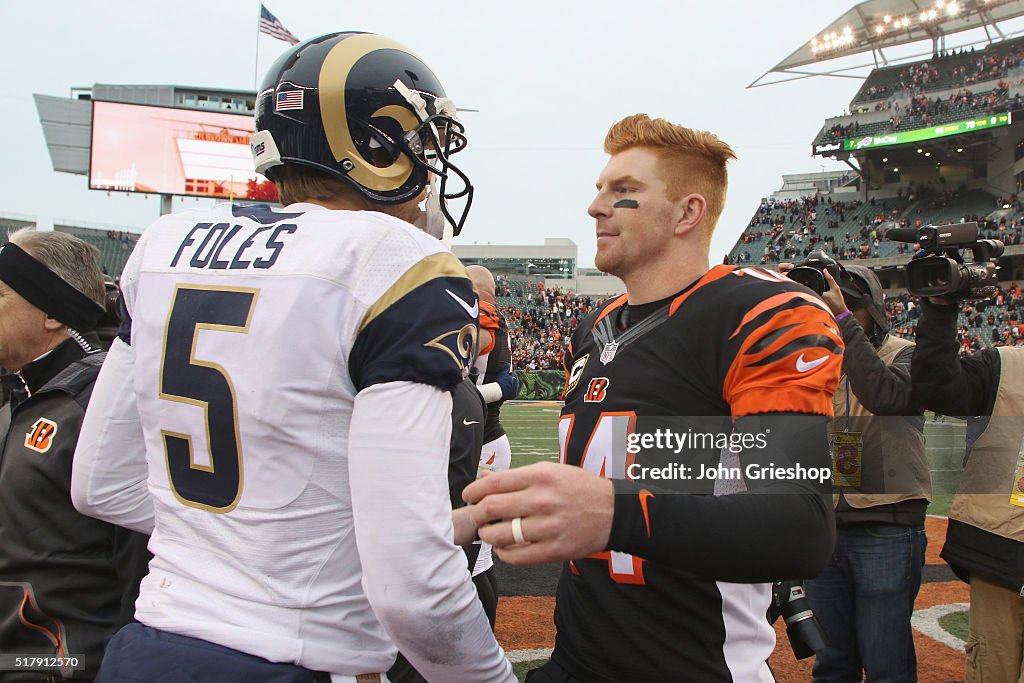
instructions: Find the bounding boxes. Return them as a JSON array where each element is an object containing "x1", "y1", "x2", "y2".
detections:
[
  {"x1": 507, "y1": 648, "x2": 553, "y2": 663},
  {"x1": 912, "y1": 602, "x2": 969, "y2": 652}
]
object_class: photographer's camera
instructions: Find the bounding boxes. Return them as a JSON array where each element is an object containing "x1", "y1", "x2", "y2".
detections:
[
  {"x1": 886, "y1": 222, "x2": 1003, "y2": 300},
  {"x1": 769, "y1": 580, "x2": 829, "y2": 660},
  {"x1": 787, "y1": 250, "x2": 843, "y2": 296}
]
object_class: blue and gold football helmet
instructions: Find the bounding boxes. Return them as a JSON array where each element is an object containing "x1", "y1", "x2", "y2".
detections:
[{"x1": 251, "y1": 32, "x2": 472, "y2": 234}]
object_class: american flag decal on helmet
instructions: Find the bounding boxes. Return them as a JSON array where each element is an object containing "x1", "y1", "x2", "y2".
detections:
[{"x1": 276, "y1": 90, "x2": 304, "y2": 112}]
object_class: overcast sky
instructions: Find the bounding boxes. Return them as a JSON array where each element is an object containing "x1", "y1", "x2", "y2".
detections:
[{"x1": 4, "y1": 0, "x2": 1010, "y2": 267}]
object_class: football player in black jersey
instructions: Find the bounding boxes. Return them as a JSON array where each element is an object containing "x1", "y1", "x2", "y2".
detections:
[
  {"x1": 465, "y1": 264, "x2": 519, "y2": 627},
  {"x1": 465, "y1": 114, "x2": 844, "y2": 682}
]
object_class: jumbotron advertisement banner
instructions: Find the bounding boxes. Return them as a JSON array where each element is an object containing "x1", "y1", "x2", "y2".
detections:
[
  {"x1": 89, "y1": 101, "x2": 278, "y2": 201},
  {"x1": 813, "y1": 112, "x2": 1012, "y2": 155}
]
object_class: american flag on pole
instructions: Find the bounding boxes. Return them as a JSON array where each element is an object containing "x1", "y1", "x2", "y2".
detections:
[{"x1": 259, "y1": 5, "x2": 299, "y2": 45}]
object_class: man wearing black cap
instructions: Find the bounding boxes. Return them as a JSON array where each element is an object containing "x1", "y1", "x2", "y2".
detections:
[
  {"x1": 804, "y1": 264, "x2": 930, "y2": 683},
  {"x1": 0, "y1": 229, "x2": 150, "y2": 681}
]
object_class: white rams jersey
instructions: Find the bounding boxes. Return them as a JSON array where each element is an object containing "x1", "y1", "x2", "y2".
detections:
[{"x1": 116, "y1": 203, "x2": 479, "y2": 676}]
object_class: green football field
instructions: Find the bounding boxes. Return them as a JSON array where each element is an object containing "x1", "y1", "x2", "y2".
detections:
[
  {"x1": 502, "y1": 402, "x2": 965, "y2": 516},
  {"x1": 502, "y1": 401, "x2": 563, "y2": 468}
]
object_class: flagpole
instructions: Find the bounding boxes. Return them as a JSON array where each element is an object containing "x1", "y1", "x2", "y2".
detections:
[{"x1": 253, "y1": 2, "x2": 262, "y2": 91}]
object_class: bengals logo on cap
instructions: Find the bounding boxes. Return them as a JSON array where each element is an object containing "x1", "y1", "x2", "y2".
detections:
[{"x1": 25, "y1": 418, "x2": 58, "y2": 454}]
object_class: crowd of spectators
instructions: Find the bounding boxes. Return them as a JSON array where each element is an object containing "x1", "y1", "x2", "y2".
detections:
[
  {"x1": 857, "y1": 42, "x2": 1024, "y2": 104},
  {"x1": 737, "y1": 195, "x2": 903, "y2": 264},
  {"x1": 104, "y1": 230, "x2": 137, "y2": 250},
  {"x1": 824, "y1": 120, "x2": 861, "y2": 141},
  {"x1": 885, "y1": 85, "x2": 1016, "y2": 131},
  {"x1": 890, "y1": 284, "x2": 1024, "y2": 353},
  {"x1": 495, "y1": 276, "x2": 605, "y2": 371},
  {"x1": 816, "y1": 40, "x2": 1024, "y2": 151},
  {"x1": 734, "y1": 183, "x2": 1024, "y2": 268}
]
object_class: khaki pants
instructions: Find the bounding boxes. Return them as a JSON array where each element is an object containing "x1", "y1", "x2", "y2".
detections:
[{"x1": 966, "y1": 575, "x2": 1024, "y2": 683}]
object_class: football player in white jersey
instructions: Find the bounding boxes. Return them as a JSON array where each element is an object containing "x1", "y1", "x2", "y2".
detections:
[{"x1": 72, "y1": 32, "x2": 514, "y2": 683}]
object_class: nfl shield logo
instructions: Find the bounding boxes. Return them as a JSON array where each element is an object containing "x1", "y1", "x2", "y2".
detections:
[{"x1": 600, "y1": 341, "x2": 619, "y2": 365}]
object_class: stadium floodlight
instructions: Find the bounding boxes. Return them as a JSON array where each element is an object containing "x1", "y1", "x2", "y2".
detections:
[
  {"x1": 936, "y1": 0, "x2": 945, "y2": 8},
  {"x1": 753, "y1": 0, "x2": 1024, "y2": 88}
]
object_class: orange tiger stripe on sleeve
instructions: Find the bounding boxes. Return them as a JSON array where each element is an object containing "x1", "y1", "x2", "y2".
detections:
[{"x1": 723, "y1": 293, "x2": 844, "y2": 418}]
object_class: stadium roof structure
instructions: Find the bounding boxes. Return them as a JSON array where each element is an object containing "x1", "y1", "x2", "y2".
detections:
[{"x1": 751, "y1": 0, "x2": 1024, "y2": 87}]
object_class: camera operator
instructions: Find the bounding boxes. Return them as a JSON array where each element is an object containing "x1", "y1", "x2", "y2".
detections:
[
  {"x1": 794, "y1": 263, "x2": 930, "y2": 682},
  {"x1": 912, "y1": 294, "x2": 1024, "y2": 682}
]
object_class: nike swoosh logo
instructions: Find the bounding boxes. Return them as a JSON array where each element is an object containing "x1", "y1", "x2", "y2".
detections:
[
  {"x1": 463, "y1": 419, "x2": 480, "y2": 426},
  {"x1": 638, "y1": 489, "x2": 654, "y2": 539},
  {"x1": 796, "y1": 353, "x2": 829, "y2": 373},
  {"x1": 446, "y1": 289, "x2": 479, "y2": 318}
]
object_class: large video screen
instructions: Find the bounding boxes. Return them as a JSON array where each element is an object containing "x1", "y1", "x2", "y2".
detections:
[
  {"x1": 89, "y1": 100, "x2": 278, "y2": 201},
  {"x1": 813, "y1": 112, "x2": 1012, "y2": 156}
]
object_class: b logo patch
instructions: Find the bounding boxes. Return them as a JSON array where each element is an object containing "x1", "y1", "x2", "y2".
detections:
[
  {"x1": 584, "y1": 378, "x2": 610, "y2": 403},
  {"x1": 25, "y1": 418, "x2": 58, "y2": 454}
]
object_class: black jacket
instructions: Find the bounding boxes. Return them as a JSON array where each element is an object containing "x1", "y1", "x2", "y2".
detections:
[
  {"x1": 911, "y1": 300, "x2": 1024, "y2": 591},
  {"x1": 0, "y1": 337, "x2": 151, "y2": 681},
  {"x1": 833, "y1": 267, "x2": 928, "y2": 526}
]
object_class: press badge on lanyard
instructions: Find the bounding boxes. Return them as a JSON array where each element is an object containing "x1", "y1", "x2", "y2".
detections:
[
  {"x1": 831, "y1": 377, "x2": 863, "y2": 487},
  {"x1": 1011, "y1": 440, "x2": 1024, "y2": 508}
]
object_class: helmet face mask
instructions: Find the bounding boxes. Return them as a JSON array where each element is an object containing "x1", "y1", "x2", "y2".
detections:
[
  {"x1": 253, "y1": 32, "x2": 473, "y2": 235},
  {"x1": 393, "y1": 99, "x2": 473, "y2": 235}
]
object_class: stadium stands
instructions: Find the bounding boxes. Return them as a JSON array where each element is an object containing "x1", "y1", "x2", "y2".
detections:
[
  {"x1": 851, "y1": 36, "x2": 1024, "y2": 105},
  {"x1": 53, "y1": 224, "x2": 139, "y2": 278},
  {"x1": 730, "y1": 186, "x2": 1024, "y2": 354},
  {"x1": 729, "y1": 183, "x2": 1024, "y2": 267},
  {"x1": 816, "y1": 85, "x2": 1018, "y2": 149},
  {"x1": 0, "y1": 214, "x2": 36, "y2": 237},
  {"x1": 890, "y1": 283, "x2": 1024, "y2": 352},
  {"x1": 495, "y1": 275, "x2": 609, "y2": 371}
]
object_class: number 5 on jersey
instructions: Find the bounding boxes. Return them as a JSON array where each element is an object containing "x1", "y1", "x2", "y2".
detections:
[{"x1": 160, "y1": 285, "x2": 258, "y2": 513}]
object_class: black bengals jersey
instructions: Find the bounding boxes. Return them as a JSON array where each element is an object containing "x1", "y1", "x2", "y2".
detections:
[
  {"x1": 552, "y1": 265, "x2": 843, "y2": 683},
  {"x1": 479, "y1": 301, "x2": 512, "y2": 443}
]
